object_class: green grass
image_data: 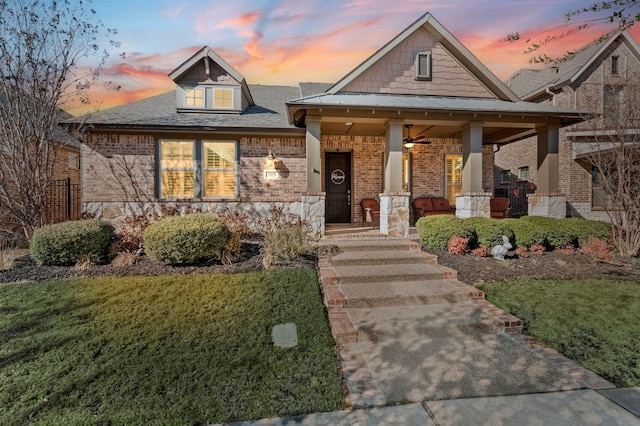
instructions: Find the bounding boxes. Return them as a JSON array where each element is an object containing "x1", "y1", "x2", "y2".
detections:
[
  {"x1": 478, "y1": 278, "x2": 640, "y2": 387},
  {"x1": 0, "y1": 268, "x2": 345, "y2": 424}
]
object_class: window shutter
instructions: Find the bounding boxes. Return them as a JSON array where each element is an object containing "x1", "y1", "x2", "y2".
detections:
[{"x1": 415, "y1": 52, "x2": 432, "y2": 80}]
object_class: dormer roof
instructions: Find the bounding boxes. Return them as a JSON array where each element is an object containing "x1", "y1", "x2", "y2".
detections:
[{"x1": 169, "y1": 46, "x2": 254, "y2": 107}]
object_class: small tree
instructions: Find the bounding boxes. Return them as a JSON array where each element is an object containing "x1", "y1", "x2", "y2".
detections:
[
  {"x1": 0, "y1": 0, "x2": 118, "y2": 243},
  {"x1": 506, "y1": 1, "x2": 640, "y2": 65},
  {"x1": 579, "y1": 81, "x2": 640, "y2": 257}
]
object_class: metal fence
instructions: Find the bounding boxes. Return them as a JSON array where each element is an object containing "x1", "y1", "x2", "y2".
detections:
[
  {"x1": 494, "y1": 181, "x2": 536, "y2": 216},
  {"x1": 46, "y1": 178, "x2": 81, "y2": 223}
]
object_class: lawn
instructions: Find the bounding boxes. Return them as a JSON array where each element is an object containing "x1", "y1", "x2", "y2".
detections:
[
  {"x1": 0, "y1": 268, "x2": 345, "y2": 424},
  {"x1": 478, "y1": 278, "x2": 640, "y2": 387}
]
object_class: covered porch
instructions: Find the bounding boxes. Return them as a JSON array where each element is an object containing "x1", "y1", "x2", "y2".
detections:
[{"x1": 288, "y1": 94, "x2": 584, "y2": 237}]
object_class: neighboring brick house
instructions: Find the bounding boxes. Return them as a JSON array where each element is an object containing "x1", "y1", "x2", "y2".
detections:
[
  {"x1": 496, "y1": 31, "x2": 640, "y2": 220},
  {"x1": 82, "y1": 12, "x2": 583, "y2": 237},
  {"x1": 0, "y1": 126, "x2": 81, "y2": 242}
]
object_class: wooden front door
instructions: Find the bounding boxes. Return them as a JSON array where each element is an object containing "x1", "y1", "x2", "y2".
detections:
[{"x1": 325, "y1": 153, "x2": 351, "y2": 223}]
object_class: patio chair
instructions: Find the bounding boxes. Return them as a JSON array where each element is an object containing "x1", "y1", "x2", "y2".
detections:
[{"x1": 360, "y1": 198, "x2": 380, "y2": 223}]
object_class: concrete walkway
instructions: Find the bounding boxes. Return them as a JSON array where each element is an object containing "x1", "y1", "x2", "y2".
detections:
[{"x1": 226, "y1": 237, "x2": 640, "y2": 425}]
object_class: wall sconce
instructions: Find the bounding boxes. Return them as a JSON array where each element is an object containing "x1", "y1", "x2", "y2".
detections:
[
  {"x1": 264, "y1": 151, "x2": 281, "y2": 180},
  {"x1": 265, "y1": 151, "x2": 280, "y2": 170}
]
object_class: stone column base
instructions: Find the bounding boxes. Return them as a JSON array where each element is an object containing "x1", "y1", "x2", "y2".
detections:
[
  {"x1": 379, "y1": 192, "x2": 410, "y2": 237},
  {"x1": 302, "y1": 192, "x2": 326, "y2": 237},
  {"x1": 528, "y1": 194, "x2": 566, "y2": 218},
  {"x1": 455, "y1": 193, "x2": 491, "y2": 218}
]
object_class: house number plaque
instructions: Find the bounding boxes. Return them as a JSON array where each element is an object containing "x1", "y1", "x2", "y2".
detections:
[{"x1": 331, "y1": 169, "x2": 345, "y2": 185}]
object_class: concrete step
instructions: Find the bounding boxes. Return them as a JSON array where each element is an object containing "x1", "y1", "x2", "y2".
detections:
[
  {"x1": 349, "y1": 302, "x2": 504, "y2": 342},
  {"x1": 341, "y1": 280, "x2": 469, "y2": 308},
  {"x1": 330, "y1": 250, "x2": 428, "y2": 267},
  {"x1": 326, "y1": 239, "x2": 418, "y2": 253},
  {"x1": 334, "y1": 263, "x2": 444, "y2": 284}
]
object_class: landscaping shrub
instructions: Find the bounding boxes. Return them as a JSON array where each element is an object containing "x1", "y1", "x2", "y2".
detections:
[
  {"x1": 447, "y1": 236, "x2": 469, "y2": 254},
  {"x1": 514, "y1": 246, "x2": 529, "y2": 258},
  {"x1": 564, "y1": 218, "x2": 612, "y2": 246},
  {"x1": 30, "y1": 220, "x2": 114, "y2": 266},
  {"x1": 143, "y1": 213, "x2": 230, "y2": 265},
  {"x1": 464, "y1": 217, "x2": 514, "y2": 248},
  {"x1": 502, "y1": 218, "x2": 546, "y2": 248},
  {"x1": 416, "y1": 215, "x2": 475, "y2": 250},
  {"x1": 578, "y1": 238, "x2": 614, "y2": 261},
  {"x1": 255, "y1": 206, "x2": 316, "y2": 268},
  {"x1": 472, "y1": 244, "x2": 491, "y2": 257},
  {"x1": 529, "y1": 244, "x2": 545, "y2": 255},
  {"x1": 520, "y1": 216, "x2": 576, "y2": 249}
]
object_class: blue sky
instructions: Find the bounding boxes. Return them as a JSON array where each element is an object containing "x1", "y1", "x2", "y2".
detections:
[{"x1": 84, "y1": 0, "x2": 636, "y2": 111}]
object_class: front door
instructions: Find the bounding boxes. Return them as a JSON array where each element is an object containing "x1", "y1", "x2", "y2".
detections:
[{"x1": 325, "y1": 153, "x2": 351, "y2": 223}]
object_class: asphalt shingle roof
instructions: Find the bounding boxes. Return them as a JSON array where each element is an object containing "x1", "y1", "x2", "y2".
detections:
[
  {"x1": 85, "y1": 84, "x2": 301, "y2": 130},
  {"x1": 298, "y1": 82, "x2": 333, "y2": 97},
  {"x1": 288, "y1": 92, "x2": 583, "y2": 117},
  {"x1": 506, "y1": 36, "x2": 608, "y2": 99}
]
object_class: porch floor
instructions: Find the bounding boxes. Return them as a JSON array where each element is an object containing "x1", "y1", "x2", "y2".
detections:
[{"x1": 324, "y1": 224, "x2": 418, "y2": 239}]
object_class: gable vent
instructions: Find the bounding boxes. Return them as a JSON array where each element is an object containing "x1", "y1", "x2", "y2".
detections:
[{"x1": 415, "y1": 51, "x2": 432, "y2": 80}]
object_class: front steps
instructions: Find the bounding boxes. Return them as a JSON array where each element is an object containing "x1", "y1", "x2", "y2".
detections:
[{"x1": 317, "y1": 239, "x2": 522, "y2": 345}]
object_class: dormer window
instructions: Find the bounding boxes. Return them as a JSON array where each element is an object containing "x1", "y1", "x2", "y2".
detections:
[
  {"x1": 185, "y1": 88, "x2": 204, "y2": 107},
  {"x1": 179, "y1": 85, "x2": 236, "y2": 112},
  {"x1": 214, "y1": 89, "x2": 233, "y2": 108}
]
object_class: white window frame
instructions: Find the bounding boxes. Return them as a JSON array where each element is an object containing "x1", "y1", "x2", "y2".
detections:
[
  {"x1": 159, "y1": 139, "x2": 238, "y2": 199},
  {"x1": 185, "y1": 88, "x2": 204, "y2": 107}
]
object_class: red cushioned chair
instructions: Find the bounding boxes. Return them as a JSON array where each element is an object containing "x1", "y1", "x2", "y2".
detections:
[
  {"x1": 490, "y1": 197, "x2": 511, "y2": 219},
  {"x1": 360, "y1": 198, "x2": 380, "y2": 223}
]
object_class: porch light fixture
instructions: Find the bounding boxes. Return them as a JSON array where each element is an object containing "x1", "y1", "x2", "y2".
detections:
[
  {"x1": 265, "y1": 151, "x2": 280, "y2": 170},
  {"x1": 404, "y1": 141, "x2": 414, "y2": 149}
]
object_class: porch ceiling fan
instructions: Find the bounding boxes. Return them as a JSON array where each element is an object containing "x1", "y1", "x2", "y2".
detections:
[{"x1": 403, "y1": 124, "x2": 430, "y2": 148}]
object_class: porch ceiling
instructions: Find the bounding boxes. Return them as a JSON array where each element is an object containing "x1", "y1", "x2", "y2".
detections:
[
  {"x1": 287, "y1": 93, "x2": 585, "y2": 144},
  {"x1": 319, "y1": 117, "x2": 538, "y2": 144}
]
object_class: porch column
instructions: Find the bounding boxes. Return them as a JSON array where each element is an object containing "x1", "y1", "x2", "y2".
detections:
[
  {"x1": 528, "y1": 124, "x2": 566, "y2": 218},
  {"x1": 302, "y1": 117, "x2": 325, "y2": 236},
  {"x1": 457, "y1": 122, "x2": 490, "y2": 218},
  {"x1": 380, "y1": 121, "x2": 409, "y2": 237},
  {"x1": 306, "y1": 117, "x2": 322, "y2": 192}
]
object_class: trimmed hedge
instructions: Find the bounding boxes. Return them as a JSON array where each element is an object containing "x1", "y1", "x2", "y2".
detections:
[
  {"x1": 502, "y1": 218, "x2": 547, "y2": 249},
  {"x1": 564, "y1": 217, "x2": 611, "y2": 245},
  {"x1": 30, "y1": 220, "x2": 115, "y2": 265},
  {"x1": 416, "y1": 215, "x2": 475, "y2": 250},
  {"x1": 463, "y1": 217, "x2": 514, "y2": 248},
  {"x1": 419, "y1": 215, "x2": 611, "y2": 252},
  {"x1": 143, "y1": 213, "x2": 230, "y2": 265}
]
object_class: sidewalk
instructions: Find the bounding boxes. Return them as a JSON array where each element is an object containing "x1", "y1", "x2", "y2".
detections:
[
  {"x1": 229, "y1": 388, "x2": 640, "y2": 425},
  {"x1": 227, "y1": 236, "x2": 640, "y2": 425}
]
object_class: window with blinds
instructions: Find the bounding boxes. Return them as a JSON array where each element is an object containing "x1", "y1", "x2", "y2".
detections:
[
  {"x1": 160, "y1": 140, "x2": 237, "y2": 198},
  {"x1": 445, "y1": 154, "x2": 462, "y2": 206}
]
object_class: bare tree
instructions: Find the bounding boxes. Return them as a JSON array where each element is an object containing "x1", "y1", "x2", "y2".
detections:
[
  {"x1": 506, "y1": 1, "x2": 640, "y2": 64},
  {"x1": 0, "y1": 0, "x2": 118, "y2": 243},
  {"x1": 578, "y1": 82, "x2": 640, "y2": 257}
]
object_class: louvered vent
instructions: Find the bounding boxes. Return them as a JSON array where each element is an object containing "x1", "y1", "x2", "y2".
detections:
[{"x1": 415, "y1": 51, "x2": 432, "y2": 80}]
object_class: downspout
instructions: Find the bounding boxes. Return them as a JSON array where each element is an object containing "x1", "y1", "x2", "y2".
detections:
[{"x1": 545, "y1": 87, "x2": 557, "y2": 106}]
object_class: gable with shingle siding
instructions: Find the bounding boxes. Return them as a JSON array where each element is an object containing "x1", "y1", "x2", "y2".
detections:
[{"x1": 340, "y1": 27, "x2": 495, "y2": 98}]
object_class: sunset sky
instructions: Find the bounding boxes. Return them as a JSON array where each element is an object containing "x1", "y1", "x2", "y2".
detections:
[{"x1": 81, "y1": 0, "x2": 640, "y2": 113}]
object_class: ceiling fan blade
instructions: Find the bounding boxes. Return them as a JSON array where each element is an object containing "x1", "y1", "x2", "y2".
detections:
[
  {"x1": 414, "y1": 135, "x2": 426, "y2": 141},
  {"x1": 415, "y1": 140, "x2": 431, "y2": 145}
]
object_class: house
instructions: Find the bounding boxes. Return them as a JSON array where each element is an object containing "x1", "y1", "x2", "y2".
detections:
[
  {"x1": 82, "y1": 12, "x2": 584, "y2": 237},
  {"x1": 0, "y1": 120, "x2": 81, "y2": 244},
  {"x1": 496, "y1": 30, "x2": 640, "y2": 220}
]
